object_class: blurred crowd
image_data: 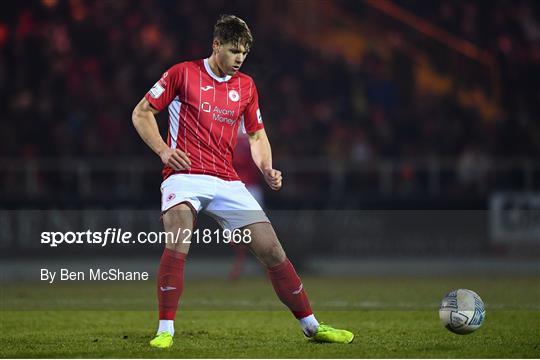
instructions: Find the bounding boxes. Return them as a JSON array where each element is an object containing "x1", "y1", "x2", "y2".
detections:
[
  {"x1": 395, "y1": 0, "x2": 540, "y2": 154},
  {"x1": 2, "y1": 0, "x2": 539, "y2": 173}
]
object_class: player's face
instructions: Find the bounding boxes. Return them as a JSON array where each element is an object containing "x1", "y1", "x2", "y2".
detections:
[{"x1": 214, "y1": 41, "x2": 248, "y2": 76}]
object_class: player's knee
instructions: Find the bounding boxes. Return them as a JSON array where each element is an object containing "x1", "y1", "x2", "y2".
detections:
[
  {"x1": 162, "y1": 203, "x2": 194, "y2": 253},
  {"x1": 261, "y1": 242, "x2": 286, "y2": 267},
  {"x1": 162, "y1": 203, "x2": 194, "y2": 232}
]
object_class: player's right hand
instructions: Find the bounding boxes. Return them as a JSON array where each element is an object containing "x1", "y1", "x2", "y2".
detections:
[
  {"x1": 263, "y1": 168, "x2": 282, "y2": 191},
  {"x1": 159, "y1": 148, "x2": 191, "y2": 170}
]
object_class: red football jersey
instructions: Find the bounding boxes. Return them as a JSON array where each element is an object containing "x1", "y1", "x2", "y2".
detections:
[{"x1": 145, "y1": 58, "x2": 264, "y2": 181}]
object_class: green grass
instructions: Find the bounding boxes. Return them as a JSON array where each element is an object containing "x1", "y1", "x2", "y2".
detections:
[{"x1": 1, "y1": 277, "x2": 539, "y2": 358}]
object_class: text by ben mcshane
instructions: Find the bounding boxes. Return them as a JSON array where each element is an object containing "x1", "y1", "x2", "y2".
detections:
[{"x1": 40, "y1": 268, "x2": 149, "y2": 283}]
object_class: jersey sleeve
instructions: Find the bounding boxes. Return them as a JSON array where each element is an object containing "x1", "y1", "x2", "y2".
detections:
[
  {"x1": 144, "y1": 64, "x2": 183, "y2": 112},
  {"x1": 242, "y1": 81, "x2": 265, "y2": 134}
]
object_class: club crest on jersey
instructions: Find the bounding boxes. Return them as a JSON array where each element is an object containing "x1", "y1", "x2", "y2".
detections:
[{"x1": 228, "y1": 89, "x2": 240, "y2": 102}]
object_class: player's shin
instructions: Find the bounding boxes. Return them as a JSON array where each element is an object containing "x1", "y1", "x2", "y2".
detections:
[
  {"x1": 157, "y1": 248, "x2": 187, "y2": 335},
  {"x1": 267, "y1": 258, "x2": 319, "y2": 336}
]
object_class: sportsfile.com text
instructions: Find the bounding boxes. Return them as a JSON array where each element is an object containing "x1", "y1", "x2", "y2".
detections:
[{"x1": 40, "y1": 228, "x2": 252, "y2": 247}]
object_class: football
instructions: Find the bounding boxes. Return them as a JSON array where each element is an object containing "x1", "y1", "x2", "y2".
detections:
[{"x1": 439, "y1": 289, "x2": 486, "y2": 334}]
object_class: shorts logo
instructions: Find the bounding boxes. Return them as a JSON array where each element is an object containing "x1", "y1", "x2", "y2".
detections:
[
  {"x1": 228, "y1": 89, "x2": 239, "y2": 102},
  {"x1": 166, "y1": 193, "x2": 176, "y2": 202}
]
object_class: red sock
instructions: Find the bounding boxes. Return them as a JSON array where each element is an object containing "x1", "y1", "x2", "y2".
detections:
[
  {"x1": 267, "y1": 258, "x2": 313, "y2": 319},
  {"x1": 157, "y1": 248, "x2": 186, "y2": 320}
]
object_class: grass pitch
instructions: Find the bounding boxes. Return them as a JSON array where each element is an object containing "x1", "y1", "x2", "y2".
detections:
[{"x1": 1, "y1": 277, "x2": 539, "y2": 358}]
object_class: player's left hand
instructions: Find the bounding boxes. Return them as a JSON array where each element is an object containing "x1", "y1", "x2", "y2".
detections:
[{"x1": 263, "y1": 168, "x2": 282, "y2": 191}]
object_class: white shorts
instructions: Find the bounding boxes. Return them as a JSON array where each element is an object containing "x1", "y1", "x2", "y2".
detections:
[{"x1": 160, "y1": 174, "x2": 269, "y2": 230}]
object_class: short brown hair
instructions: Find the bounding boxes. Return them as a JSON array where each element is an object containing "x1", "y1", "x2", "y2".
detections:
[{"x1": 213, "y1": 14, "x2": 253, "y2": 51}]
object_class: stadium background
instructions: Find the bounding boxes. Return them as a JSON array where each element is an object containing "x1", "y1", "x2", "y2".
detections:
[
  {"x1": 2, "y1": 0, "x2": 539, "y2": 260},
  {"x1": 0, "y1": 0, "x2": 539, "y2": 358}
]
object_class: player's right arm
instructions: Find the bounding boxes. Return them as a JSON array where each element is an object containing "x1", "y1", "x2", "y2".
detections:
[
  {"x1": 132, "y1": 98, "x2": 191, "y2": 170},
  {"x1": 132, "y1": 64, "x2": 191, "y2": 171}
]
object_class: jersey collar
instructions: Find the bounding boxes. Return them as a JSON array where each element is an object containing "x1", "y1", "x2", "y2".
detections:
[{"x1": 204, "y1": 58, "x2": 232, "y2": 82}]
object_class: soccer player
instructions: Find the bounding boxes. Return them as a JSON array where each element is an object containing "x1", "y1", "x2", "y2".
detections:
[{"x1": 132, "y1": 14, "x2": 354, "y2": 348}]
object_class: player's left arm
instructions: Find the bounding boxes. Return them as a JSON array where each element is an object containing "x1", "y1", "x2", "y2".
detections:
[{"x1": 248, "y1": 128, "x2": 282, "y2": 191}]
